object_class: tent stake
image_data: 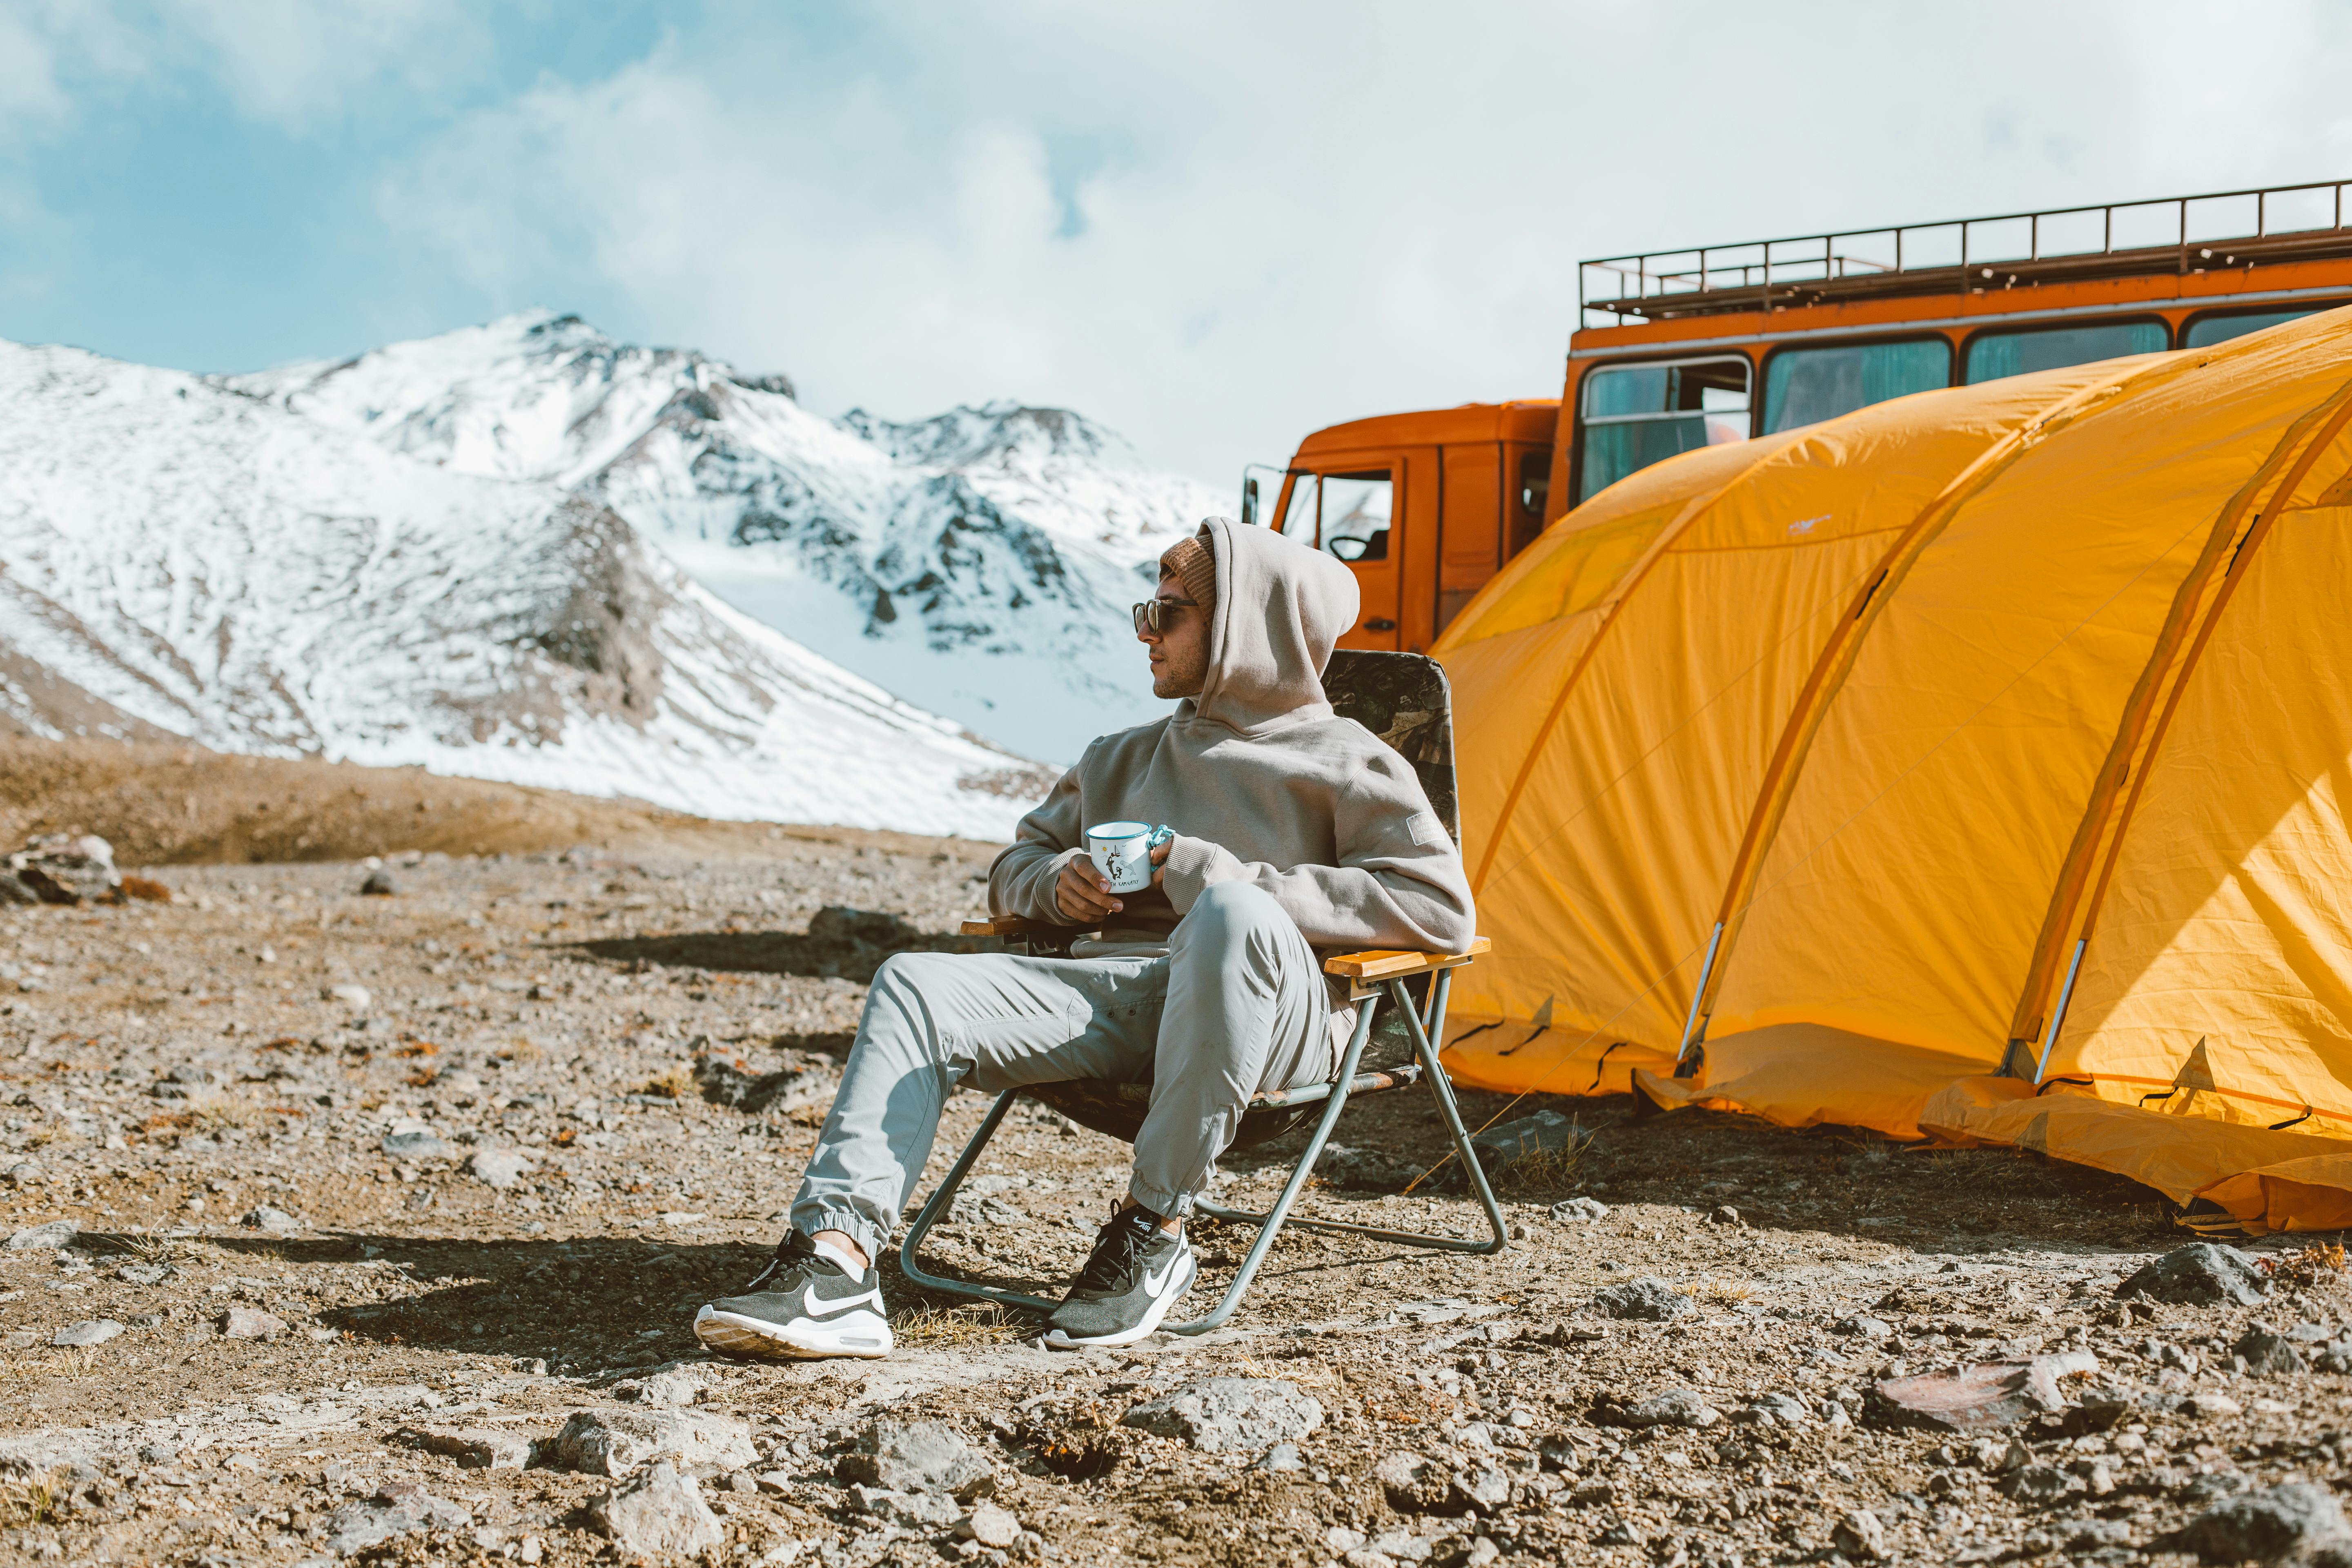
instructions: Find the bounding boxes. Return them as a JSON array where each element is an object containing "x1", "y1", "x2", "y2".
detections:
[
  {"x1": 1673, "y1": 921, "x2": 1726, "y2": 1077},
  {"x1": 2032, "y1": 938, "x2": 2088, "y2": 1085}
]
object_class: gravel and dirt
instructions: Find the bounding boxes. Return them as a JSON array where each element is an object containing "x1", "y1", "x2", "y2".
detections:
[{"x1": 4, "y1": 742, "x2": 2352, "y2": 1568}]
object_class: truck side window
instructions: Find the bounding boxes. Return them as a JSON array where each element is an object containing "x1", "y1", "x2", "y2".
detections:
[
  {"x1": 1964, "y1": 321, "x2": 2167, "y2": 383},
  {"x1": 1321, "y1": 471, "x2": 1392, "y2": 562},
  {"x1": 1763, "y1": 339, "x2": 1951, "y2": 433},
  {"x1": 1579, "y1": 357, "x2": 1749, "y2": 503}
]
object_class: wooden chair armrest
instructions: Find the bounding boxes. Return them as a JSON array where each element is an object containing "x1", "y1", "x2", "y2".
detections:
[
  {"x1": 960, "y1": 915, "x2": 1037, "y2": 937},
  {"x1": 959, "y1": 915, "x2": 1104, "y2": 939},
  {"x1": 1323, "y1": 935, "x2": 1490, "y2": 980}
]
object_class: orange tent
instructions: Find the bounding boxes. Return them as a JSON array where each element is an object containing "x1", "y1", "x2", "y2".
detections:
[{"x1": 1432, "y1": 306, "x2": 2352, "y2": 1233}]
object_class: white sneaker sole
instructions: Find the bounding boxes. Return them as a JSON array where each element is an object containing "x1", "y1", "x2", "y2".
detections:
[
  {"x1": 693, "y1": 1304, "x2": 894, "y2": 1360},
  {"x1": 1042, "y1": 1251, "x2": 1198, "y2": 1350}
]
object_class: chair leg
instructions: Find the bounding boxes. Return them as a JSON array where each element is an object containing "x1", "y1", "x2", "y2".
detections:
[
  {"x1": 1161, "y1": 989, "x2": 1385, "y2": 1336},
  {"x1": 1192, "y1": 968, "x2": 1509, "y2": 1257},
  {"x1": 895, "y1": 1089, "x2": 1066, "y2": 1315}
]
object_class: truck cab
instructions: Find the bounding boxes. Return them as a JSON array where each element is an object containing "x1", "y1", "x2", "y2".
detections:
[{"x1": 1241, "y1": 401, "x2": 1557, "y2": 653}]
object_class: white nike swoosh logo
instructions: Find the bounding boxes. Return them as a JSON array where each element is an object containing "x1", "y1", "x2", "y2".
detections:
[
  {"x1": 1143, "y1": 1258, "x2": 1180, "y2": 1296},
  {"x1": 802, "y1": 1285, "x2": 883, "y2": 1319}
]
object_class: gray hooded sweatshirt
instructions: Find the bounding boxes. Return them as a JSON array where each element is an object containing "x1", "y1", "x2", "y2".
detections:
[{"x1": 989, "y1": 516, "x2": 1477, "y2": 962}]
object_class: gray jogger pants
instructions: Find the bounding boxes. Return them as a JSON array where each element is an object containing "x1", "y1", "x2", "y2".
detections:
[{"x1": 789, "y1": 882, "x2": 1336, "y2": 1260}]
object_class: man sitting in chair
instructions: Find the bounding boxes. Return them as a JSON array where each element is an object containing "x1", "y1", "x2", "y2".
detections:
[{"x1": 695, "y1": 516, "x2": 1474, "y2": 1358}]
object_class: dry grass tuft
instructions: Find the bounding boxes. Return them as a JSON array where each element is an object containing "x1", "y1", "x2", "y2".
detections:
[
  {"x1": 0, "y1": 1479, "x2": 58, "y2": 1528},
  {"x1": 636, "y1": 1064, "x2": 695, "y2": 1100},
  {"x1": 1491, "y1": 1123, "x2": 1600, "y2": 1197},
  {"x1": 1680, "y1": 1276, "x2": 1755, "y2": 1307},
  {"x1": 2264, "y1": 1241, "x2": 2348, "y2": 1288},
  {"x1": 117, "y1": 1232, "x2": 199, "y2": 1267},
  {"x1": 891, "y1": 1301, "x2": 1028, "y2": 1348}
]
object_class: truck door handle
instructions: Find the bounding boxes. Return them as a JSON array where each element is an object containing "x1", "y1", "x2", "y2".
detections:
[{"x1": 1363, "y1": 618, "x2": 1397, "y2": 632}]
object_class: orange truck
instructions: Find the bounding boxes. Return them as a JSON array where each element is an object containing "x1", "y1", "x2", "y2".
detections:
[{"x1": 1245, "y1": 177, "x2": 2352, "y2": 653}]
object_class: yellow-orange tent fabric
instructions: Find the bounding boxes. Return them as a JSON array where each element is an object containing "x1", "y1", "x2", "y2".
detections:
[{"x1": 1432, "y1": 306, "x2": 2352, "y2": 1233}]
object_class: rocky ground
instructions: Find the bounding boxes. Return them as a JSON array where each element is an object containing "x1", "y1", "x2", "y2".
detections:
[{"x1": 2, "y1": 795, "x2": 2352, "y2": 1567}]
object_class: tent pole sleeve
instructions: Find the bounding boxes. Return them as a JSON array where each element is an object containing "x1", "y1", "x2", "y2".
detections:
[
  {"x1": 1673, "y1": 922, "x2": 1725, "y2": 1076},
  {"x1": 2032, "y1": 938, "x2": 2088, "y2": 1086}
]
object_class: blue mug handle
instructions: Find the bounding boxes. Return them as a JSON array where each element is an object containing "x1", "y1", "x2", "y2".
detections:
[{"x1": 1147, "y1": 824, "x2": 1175, "y2": 851}]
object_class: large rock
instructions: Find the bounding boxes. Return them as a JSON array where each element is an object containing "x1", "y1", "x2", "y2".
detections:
[
  {"x1": 2175, "y1": 1482, "x2": 2351, "y2": 1564},
  {"x1": 1119, "y1": 1377, "x2": 1325, "y2": 1453},
  {"x1": 618, "y1": 1363, "x2": 717, "y2": 1408},
  {"x1": 1374, "y1": 1452, "x2": 1451, "y2": 1515},
  {"x1": 381, "y1": 1123, "x2": 452, "y2": 1161},
  {"x1": 7, "y1": 835, "x2": 120, "y2": 905},
  {"x1": 52, "y1": 1319, "x2": 124, "y2": 1348},
  {"x1": 1609, "y1": 1388, "x2": 1719, "y2": 1428},
  {"x1": 590, "y1": 1463, "x2": 723, "y2": 1557},
  {"x1": 836, "y1": 1421, "x2": 996, "y2": 1497},
  {"x1": 220, "y1": 1307, "x2": 288, "y2": 1341},
  {"x1": 2117, "y1": 1243, "x2": 2269, "y2": 1306},
  {"x1": 1591, "y1": 1276, "x2": 1693, "y2": 1321},
  {"x1": 1834, "y1": 1509, "x2": 1889, "y2": 1561},
  {"x1": 1871, "y1": 1352, "x2": 2100, "y2": 1431},
  {"x1": 242, "y1": 1206, "x2": 301, "y2": 1234},
  {"x1": 468, "y1": 1149, "x2": 533, "y2": 1190},
  {"x1": 958, "y1": 1503, "x2": 1023, "y2": 1548},
  {"x1": 323, "y1": 1483, "x2": 471, "y2": 1555},
  {"x1": 550, "y1": 1408, "x2": 758, "y2": 1477},
  {"x1": 850, "y1": 1484, "x2": 961, "y2": 1527},
  {"x1": 2236, "y1": 1325, "x2": 2308, "y2": 1375},
  {"x1": 5, "y1": 1220, "x2": 78, "y2": 1250},
  {"x1": 416, "y1": 1427, "x2": 533, "y2": 1470}
]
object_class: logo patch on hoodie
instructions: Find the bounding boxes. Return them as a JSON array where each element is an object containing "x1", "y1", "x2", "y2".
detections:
[{"x1": 1408, "y1": 813, "x2": 1447, "y2": 848}]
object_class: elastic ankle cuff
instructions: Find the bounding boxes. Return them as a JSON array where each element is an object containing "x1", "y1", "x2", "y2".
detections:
[
  {"x1": 795, "y1": 1209, "x2": 884, "y2": 1263},
  {"x1": 1127, "y1": 1180, "x2": 1193, "y2": 1221}
]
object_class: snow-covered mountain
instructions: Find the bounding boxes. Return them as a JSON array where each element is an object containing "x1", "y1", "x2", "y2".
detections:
[
  {"x1": 229, "y1": 310, "x2": 1229, "y2": 760},
  {"x1": 0, "y1": 339, "x2": 1052, "y2": 840}
]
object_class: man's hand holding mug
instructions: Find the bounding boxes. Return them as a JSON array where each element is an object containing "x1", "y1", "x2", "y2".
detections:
[{"x1": 1056, "y1": 822, "x2": 1173, "y2": 923}]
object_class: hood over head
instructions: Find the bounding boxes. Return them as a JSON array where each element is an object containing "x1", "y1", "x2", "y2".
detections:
[{"x1": 1180, "y1": 515, "x2": 1360, "y2": 736}]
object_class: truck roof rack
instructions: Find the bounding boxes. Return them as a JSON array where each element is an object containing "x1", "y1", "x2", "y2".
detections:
[{"x1": 1580, "y1": 179, "x2": 2352, "y2": 325}]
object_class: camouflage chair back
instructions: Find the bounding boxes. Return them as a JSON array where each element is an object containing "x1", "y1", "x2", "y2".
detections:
[{"x1": 902, "y1": 650, "x2": 1505, "y2": 1335}]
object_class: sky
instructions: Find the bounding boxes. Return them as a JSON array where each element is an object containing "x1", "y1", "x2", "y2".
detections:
[{"x1": 7, "y1": 0, "x2": 2352, "y2": 486}]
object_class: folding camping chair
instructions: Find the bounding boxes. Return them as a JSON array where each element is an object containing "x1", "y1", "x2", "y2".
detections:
[{"x1": 898, "y1": 649, "x2": 1508, "y2": 1335}]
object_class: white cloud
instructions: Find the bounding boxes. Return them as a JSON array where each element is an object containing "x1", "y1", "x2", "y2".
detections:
[
  {"x1": 24, "y1": 0, "x2": 2352, "y2": 483},
  {"x1": 0, "y1": 0, "x2": 497, "y2": 129},
  {"x1": 371, "y1": 0, "x2": 2352, "y2": 482}
]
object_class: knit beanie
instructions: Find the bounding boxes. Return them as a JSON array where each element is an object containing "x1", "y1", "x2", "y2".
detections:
[{"x1": 1158, "y1": 532, "x2": 1217, "y2": 614}]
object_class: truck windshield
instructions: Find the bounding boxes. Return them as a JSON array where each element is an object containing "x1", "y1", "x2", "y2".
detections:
[
  {"x1": 1273, "y1": 470, "x2": 1392, "y2": 561},
  {"x1": 1579, "y1": 357, "x2": 1748, "y2": 502}
]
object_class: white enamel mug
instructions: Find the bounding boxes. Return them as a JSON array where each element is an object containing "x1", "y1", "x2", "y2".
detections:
[{"x1": 1085, "y1": 821, "x2": 1174, "y2": 895}]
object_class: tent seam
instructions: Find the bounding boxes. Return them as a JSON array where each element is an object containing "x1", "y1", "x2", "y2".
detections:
[
  {"x1": 2046, "y1": 376, "x2": 2352, "y2": 1060},
  {"x1": 2005, "y1": 380, "x2": 2352, "y2": 1045},
  {"x1": 1466, "y1": 439, "x2": 1799, "y2": 893},
  {"x1": 1691, "y1": 367, "x2": 2159, "y2": 1025}
]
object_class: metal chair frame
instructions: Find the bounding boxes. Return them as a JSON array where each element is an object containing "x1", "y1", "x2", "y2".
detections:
[{"x1": 897, "y1": 941, "x2": 1507, "y2": 1336}]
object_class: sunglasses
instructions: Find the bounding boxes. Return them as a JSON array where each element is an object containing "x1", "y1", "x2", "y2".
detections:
[{"x1": 1131, "y1": 597, "x2": 1197, "y2": 636}]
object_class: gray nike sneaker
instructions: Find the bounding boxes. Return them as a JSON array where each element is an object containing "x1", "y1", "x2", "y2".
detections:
[
  {"x1": 1043, "y1": 1207, "x2": 1197, "y2": 1349},
  {"x1": 695, "y1": 1232, "x2": 893, "y2": 1360}
]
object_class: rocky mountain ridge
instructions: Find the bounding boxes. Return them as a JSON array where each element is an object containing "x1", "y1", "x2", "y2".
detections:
[{"x1": 229, "y1": 311, "x2": 1226, "y2": 760}]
